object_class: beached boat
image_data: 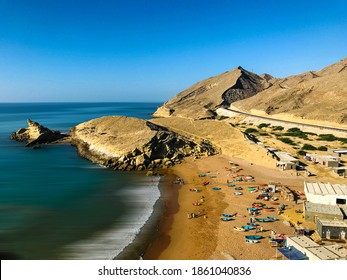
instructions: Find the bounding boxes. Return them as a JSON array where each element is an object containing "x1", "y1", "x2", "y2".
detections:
[
  {"x1": 242, "y1": 225, "x2": 254, "y2": 230},
  {"x1": 264, "y1": 209, "x2": 275, "y2": 212},
  {"x1": 246, "y1": 239, "x2": 260, "y2": 243},
  {"x1": 255, "y1": 218, "x2": 272, "y2": 223},
  {"x1": 233, "y1": 226, "x2": 246, "y2": 232},
  {"x1": 267, "y1": 216, "x2": 279, "y2": 221},
  {"x1": 245, "y1": 235, "x2": 262, "y2": 240},
  {"x1": 220, "y1": 217, "x2": 234, "y2": 221},
  {"x1": 234, "y1": 186, "x2": 242, "y2": 190},
  {"x1": 247, "y1": 222, "x2": 258, "y2": 226},
  {"x1": 247, "y1": 207, "x2": 259, "y2": 211},
  {"x1": 189, "y1": 188, "x2": 200, "y2": 192},
  {"x1": 222, "y1": 213, "x2": 232, "y2": 217},
  {"x1": 202, "y1": 181, "x2": 209, "y2": 185},
  {"x1": 212, "y1": 187, "x2": 221, "y2": 190},
  {"x1": 198, "y1": 174, "x2": 207, "y2": 177},
  {"x1": 234, "y1": 191, "x2": 243, "y2": 196},
  {"x1": 227, "y1": 183, "x2": 235, "y2": 187}
]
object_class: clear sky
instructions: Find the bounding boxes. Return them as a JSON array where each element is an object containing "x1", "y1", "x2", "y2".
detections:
[{"x1": 0, "y1": 0, "x2": 346, "y2": 102}]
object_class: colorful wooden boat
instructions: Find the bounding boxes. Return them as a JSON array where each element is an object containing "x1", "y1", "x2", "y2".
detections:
[
  {"x1": 255, "y1": 218, "x2": 272, "y2": 223},
  {"x1": 246, "y1": 239, "x2": 260, "y2": 243},
  {"x1": 198, "y1": 174, "x2": 207, "y2": 177},
  {"x1": 242, "y1": 225, "x2": 254, "y2": 230},
  {"x1": 245, "y1": 235, "x2": 262, "y2": 240},
  {"x1": 220, "y1": 217, "x2": 234, "y2": 221},
  {"x1": 267, "y1": 216, "x2": 280, "y2": 221},
  {"x1": 227, "y1": 183, "x2": 235, "y2": 187},
  {"x1": 234, "y1": 191, "x2": 243, "y2": 196},
  {"x1": 234, "y1": 186, "x2": 242, "y2": 190},
  {"x1": 222, "y1": 213, "x2": 232, "y2": 217},
  {"x1": 212, "y1": 187, "x2": 221, "y2": 190}
]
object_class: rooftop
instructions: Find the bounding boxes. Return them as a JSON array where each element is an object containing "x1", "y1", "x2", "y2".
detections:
[
  {"x1": 304, "y1": 182, "x2": 347, "y2": 196},
  {"x1": 287, "y1": 235, "x2": 319, "y2": 248},
  {"x1": 304, "y1": 202, "x2": 342, "y2": 215},
  {"x1": 306, "y1": 246, "x2": 342, "y2": 260},
  {"x1": 275, "y1": 151, "x2": 299, "y2": 163},
  {"x1": 317, "y1": 218, "x2": 347, "y2": 227},
  {"x1": 323, "y1": 244, "x2": 347, "y2": 258}
]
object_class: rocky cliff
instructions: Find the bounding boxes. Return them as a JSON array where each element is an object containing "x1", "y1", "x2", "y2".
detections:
[
  {"x1": 233, "y1": 57, "x2": 347, "y2": 124},
  {"x1": 70, "y1": 116, "x2": 217, "y2": 171},
  {"x1": 153, "y1": 67, "x2": 270, "y2": 119},
  {"x1": 10, "y1": 119, "x2": 67, "y2": 147}
]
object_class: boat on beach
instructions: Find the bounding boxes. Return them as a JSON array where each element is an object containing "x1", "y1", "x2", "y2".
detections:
[
  {"x1": 246, "y1": 239, "x2": 260, "y2": 243},
  {"x1": 212, "y1": 187, "x2": 221, "y2": 190},
  {"x1": 220, "y1": 217, "x2": 234, "y2": 221},
  {"x1": 245, "y1": 235, "x2": 263, "y2": 240}
]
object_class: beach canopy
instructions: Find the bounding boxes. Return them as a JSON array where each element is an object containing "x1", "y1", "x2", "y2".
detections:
[{"x1": 277, "y1": 247, "x2": 308, "y2": 260}]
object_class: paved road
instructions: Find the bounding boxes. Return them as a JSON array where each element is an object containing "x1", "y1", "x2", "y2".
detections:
[{"x1": 223, "y1": 108, "x2": 347, "y2": 134}]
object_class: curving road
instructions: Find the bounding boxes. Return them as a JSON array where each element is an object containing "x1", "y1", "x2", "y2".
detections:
[{"x1": 223, "y1": 108, "x2": 347, "y2": 134}]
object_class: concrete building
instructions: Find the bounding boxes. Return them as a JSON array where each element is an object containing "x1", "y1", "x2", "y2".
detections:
[
  {"x1": 306, "y1": 153, "x2": 340, "y2": 168},
  {"x1": 316, "y1": 218, "x2": 347, "y2": 239},
  {"x1": 304, "y1": 202, "x2": 344, "y2": 222},
  {"x1": 285, "y1": 235, "x2": 347, "y2": 260},
  {"x1": 333, "y1": 149, "x2": 347, "y2": 157},
  {"x1": 275, "y1": 151, "x2": 299, "y2": 170},
  {"x1": 333, "y1": 166, "x2": 347, "y2": 177},
  {"x1": 304, "y1": 182, "x2": 347, "y2": 205}
]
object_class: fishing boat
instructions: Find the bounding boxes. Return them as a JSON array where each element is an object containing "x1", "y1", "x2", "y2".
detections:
[
  {"x1": 220, "y1": 217, "x2": 234, "y2": 221},
  {"x1": 245, "y1": 235, "x2": 262, "y2": 240},
  {"x1": 222, "y1": 213, "x2": 232, "y2": 217},
  {"x1": 233, "y1": 227, "x2": 245, "y2": 232},
  {"x1": 234, "y1": 186, "x2": 242, "y2": 190},
  {"x1": 242, "y1": 225, "x2": 254, "y2": 230},
  {"x1": 267, "y1": 216, "x2": 280, "y2": 221},
  {"x1": 227, "y1": 183, "x2": 235, "y2": 187},
  {"x1": 234, "y1": 191, "x2": 243, "y2": 196},
  {"x1": 212, "y1": 187, "x2": 221, "y2": 190},
  {"x1": 198, "y1": 174, "x2": 207, "y2": 177},
  {"x1": 202, "y1": 181, "x2": 209, "y2": 185},
  {"x1": 264, "y1": 209, "x2": 275, "y2": 212},
  {"x1": 246, "y1": 239, "x2": 260, "y2": 243},
  {"x1": 247, "y1": 207, "x2": 259, "y2": 211},
  {"x1": 255, "y1": 218, "x2": 272, "y2": 223}
]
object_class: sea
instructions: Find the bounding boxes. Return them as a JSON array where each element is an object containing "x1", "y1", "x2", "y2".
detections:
[{"x1": 0, "y1": 102, "x2": 163, "y2": 260}]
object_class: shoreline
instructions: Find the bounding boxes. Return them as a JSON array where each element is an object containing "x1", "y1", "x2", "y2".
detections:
[{"x1": 115, "y1": 171, "x2": 179, "y2": 260}]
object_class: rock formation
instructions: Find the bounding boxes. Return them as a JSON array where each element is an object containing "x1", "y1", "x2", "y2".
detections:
[
  {"x1": 70, "y1": 116, "x2": 217, "y2": 171},
  {"x1": 9, "y1": 119, "x2": 67, "y2": 147},
  {"x1": 233, "y1": 57, "x2": 347, "y2": 124},
  {"x1": 153, "y1": 66, "x2": 270, "y2": 119}
]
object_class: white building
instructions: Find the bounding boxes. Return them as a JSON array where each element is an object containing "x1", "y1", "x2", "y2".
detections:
[
  {"x1": 275, "y1": 151, "x2": 299, "y2": 170},
  {"x1": 306, "y1": 153, "x2": 340, "y2": 168},
  {"x1": 286, "y1": 235, "x2": 347, "y2": 260},
  {"x1": 304, "y1": 182, "x2": 347, "y2": 205}
]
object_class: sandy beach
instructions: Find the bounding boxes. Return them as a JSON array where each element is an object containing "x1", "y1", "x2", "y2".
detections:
[{"x1": 144, "y1": 153, "x2": 343, "y2": 260}]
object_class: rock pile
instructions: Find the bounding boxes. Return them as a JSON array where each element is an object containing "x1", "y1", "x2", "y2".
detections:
[{"x1": 9, "y1": 119, "x2": 67, "y2": 147}]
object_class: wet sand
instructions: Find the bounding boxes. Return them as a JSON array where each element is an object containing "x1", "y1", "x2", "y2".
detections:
[{"x1": 144, "y1": 154, "x2": 308, "y2": 260}]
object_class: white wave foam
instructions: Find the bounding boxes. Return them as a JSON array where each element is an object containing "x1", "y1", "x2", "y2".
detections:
[{"x1": 62, "y1": 177, "x2": 161, "y2": 260}]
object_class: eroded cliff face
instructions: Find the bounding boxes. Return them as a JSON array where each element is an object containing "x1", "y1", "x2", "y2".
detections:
[
  {"x1": 9, "y1": 119, "x2": 67, "y2": 147},
  {"x1": 70, "y1": 116, "x2": 217, "y2": 171},
  {"x1": 153, "y1": 67, "x2": 270, "y2": 119}
]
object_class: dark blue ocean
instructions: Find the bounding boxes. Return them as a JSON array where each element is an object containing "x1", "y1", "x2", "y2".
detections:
[{"x1": 0, "y1": 103, "x2": 161, "y2": 259}]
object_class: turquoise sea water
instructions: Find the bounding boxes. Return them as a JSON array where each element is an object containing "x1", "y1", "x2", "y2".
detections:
[{"x1": 0, "y1": 103, "x2": 161, "y2": 259}]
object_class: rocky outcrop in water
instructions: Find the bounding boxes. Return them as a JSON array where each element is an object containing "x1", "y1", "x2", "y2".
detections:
[
  {"x1": 9, "y1": 119, "x2": 68, "y2": 147},
  {"x1": 70, "y1": 116, "x2": 217, "y2": 171}
]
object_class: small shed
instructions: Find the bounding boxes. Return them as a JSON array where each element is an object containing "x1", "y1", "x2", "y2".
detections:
[{"x1": 316, "y1": 218, "x2": 347, "y2": 240}]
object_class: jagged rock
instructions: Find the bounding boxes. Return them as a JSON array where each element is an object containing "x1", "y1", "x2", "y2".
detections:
[
  {"x1": 70, "y1": 116, "x2": 217, "y2": 171},
  {"x1": 153, "y1": 66, "x2": 269, "y2": 119},
  {"x1": 9, "y1": 119, "x2": 68, "y2": 147}
]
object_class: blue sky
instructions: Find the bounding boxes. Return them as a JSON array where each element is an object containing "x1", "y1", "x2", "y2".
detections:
[{"x1": 0, "y1": 0, "x2": 346, "y2": 102}]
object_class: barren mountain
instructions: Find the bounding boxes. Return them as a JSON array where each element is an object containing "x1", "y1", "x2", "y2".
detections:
[
  {"x1": 153, "y1": 67, "x2": 270, "y2": 119},
  {"x1": 233, "y1": 57, "x2": 347, "y2": 124}
]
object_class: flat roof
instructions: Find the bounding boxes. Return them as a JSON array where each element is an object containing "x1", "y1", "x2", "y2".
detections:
[
  {"x1": 304, "y1": 182, "x2": 347, "y2": 196},
  {"x1": 287, "y1": 236, "x2": 318, "y2": 248},
  {"x1": 317, "y1": 218, "x2": 347, "y2": 227},
  {"x1": 275, "y1": 151, "x2": 299, "y2": 163},
  {"x1": 333, "y1": 149, "x2": 347, "y2": 154},
  {"x1": 277, "y1": 246, "x2": 308, "y2": 260},
  {"x1": 304, "y1": 202, "x2": 342, "y2": 215},
  {"x1": 306, "y1": 246, "x2": 341, "y2": 260},
  {"x1": 306, "y1": 153, "x2": 340, "y2": 161},
  {"x1": 323, "y1": 245, "x2": 347, "y2": 258}
]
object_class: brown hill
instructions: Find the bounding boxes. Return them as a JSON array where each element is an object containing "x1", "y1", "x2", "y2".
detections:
[
  {"x1": 233, "y1": 57, "x2": 347, "y2": 124},
  {"x1": 153, "y1": 67, "x2": 270, "y2": 119}
]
